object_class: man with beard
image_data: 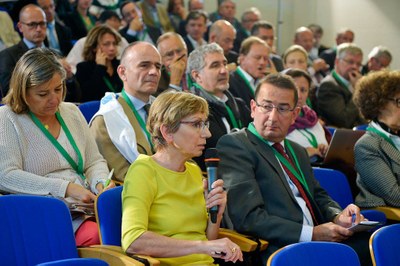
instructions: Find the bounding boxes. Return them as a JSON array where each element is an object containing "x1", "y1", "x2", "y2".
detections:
[
  {"x1": 89, "y1": 42, "x2": 161, "y2": 182},
  {"x1": 187, "y1": 43, "x2": 250, "y2": 170}
]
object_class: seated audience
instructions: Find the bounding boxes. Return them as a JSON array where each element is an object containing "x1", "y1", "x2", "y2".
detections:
[
  {"x1": 89, "y1": 42, "x2": 159, "y2": 182},
  {"x1": 121, "y1": 91, "x2": 243, "y2": 265},
  {"x1": 188, "y1": 43, "x2": 251, "y2": 170},
  {"x1": 317, "y1": 43, "x2": 366, "y2": 128},
  {"x1": 361, "y1": 46, "x2": 392, "y2": 75},
  {"x1": 76, "y1": 25, "x2": 122, "y2": 102},
  {"x1": 183, "y1": 10, "x2": 208, "y2": 54},
  {"x1": 229, "y1": 36, "x2": 272, "y2": 109},
  {"x1": 353, "y1": 70, "x2": 400, "y2": 208},
  {"x1": 251, "y1": 20, "x2": 284, "y2": 72},
  {"x1": 66, "y1": 10, "x2": 129, "y2": 74},
  {"x1": 167, "y1": 0, "x2": 187, "y2": 32},
  {"x1": 119, "y1": 1, "x2": 161, "y2": 45},
  {"x1": 0, "y1": 48, "x2": 114, "y2": 246},
  {"x1": 320, "y1": 28, "x2": 355, "y2": 71},
  {"x1": 156, "y1": 32, "x2": 189, "y2": 94},
  {"x1": 285, "y1": 69, "x2": 330, "y2": 160},
  {"x1": 209, "y1": 0, "x2": 241, "y2": 33},
  {"x1": 63, "y1": 0, "x2": 97, "y2": 40},
  {"x1": 216, "y1": 73, "x2": 372, "y2": 265},
  {"x1": 137, "y1": 0, "x2": 174, "y2": 33}
]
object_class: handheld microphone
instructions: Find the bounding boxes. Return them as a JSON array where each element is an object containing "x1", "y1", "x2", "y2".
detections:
[{"x1": 204, "y1": 148, "x2": 220, "y2": 223}]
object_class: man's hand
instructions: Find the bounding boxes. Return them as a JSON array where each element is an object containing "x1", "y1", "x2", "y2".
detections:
[
  {"x1": 312, "y1": 222, "x2": 353, "y2": 242},
  {"x1": 129, "y1": 16, "x2": 144, "y2": 32},
  {"x1": 169, "y1": 55, "x2": 187, "y2": 86},
  {"x1": 334, "y1": 203, "x2": 364, "y2": 228},
  {"x1": 349, "y1": 70, "x2": 362, "y2": 88},
  {"x1": 312, "y1": 58, "x2": 329, "y2": 72}
]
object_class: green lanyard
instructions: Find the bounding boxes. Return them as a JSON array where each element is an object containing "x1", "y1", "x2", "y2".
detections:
[
  {"x1": 121, "y1": 89, "x2": 154, "y2": 151},
  {"x1": 103, "y1": 76, "x2": 116, "y2": 93},
  {"x1": 332, "y1": 70, "x2": 349, "y2": 90},
  {"x1": 298, "y1": 128, "x2": 318, "y2": 148},
  {"x1": 367, "y1": 126, "x2": 398, "y2": 150},
  {"x1": 79, "y1": 13, "x2": 95, "y2": 32},
  {"x1": 29, "y1": 111, "x2": 87, "y2": 186},
  {"x1": 236, "y1": 68, "x2": 255, "y2": 96},
  {"x1": 248, "y1": 123, "x2": 312, "y2": 196},
  {"x1": 193, "y1": 83, "x2": 241, "y2": 129}
]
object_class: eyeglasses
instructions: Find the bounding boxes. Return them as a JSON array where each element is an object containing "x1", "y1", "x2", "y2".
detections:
[
  {"x1": 180, "y1": 120, "x2": 210, "y2": 131},
  {"x1": 388, "y1": 98, "x2": 400, "y2": 108},
  {"x1": 255, "y1": 101, "x2": 295, "y2": 115},
  {"x1": 21, "y1": 21, "x2": 47, "y2": 29},
  {"x1": 341, "y1": 58, "x2": 362, "y2": 68}
]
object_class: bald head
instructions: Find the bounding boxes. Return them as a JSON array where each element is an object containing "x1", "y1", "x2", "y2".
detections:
[
  {"x1": 18, "y1": 4, "x2": 47, "y2": 46},
  {"x1": 294, "y1": 27, "x2": 314, "y2": 52},
  {"x1": 209, "y1": 20, "x2": 236, "y2": 55}
]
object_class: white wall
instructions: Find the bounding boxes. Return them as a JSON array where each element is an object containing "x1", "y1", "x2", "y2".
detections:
[{"x1": 189, "y1": 0, "x2": 399, "y2": 69}]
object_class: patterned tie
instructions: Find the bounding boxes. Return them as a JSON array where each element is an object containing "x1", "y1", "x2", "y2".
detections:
[
  {"x1": 143, "y1": 104, "x2": 151, "y2": 119},
  {"x1": 47, "y1": 23, "x2": 60, "y2": 51},
  {"x1": 272, "y1": 143, "x2": 318, "y2": 225}
]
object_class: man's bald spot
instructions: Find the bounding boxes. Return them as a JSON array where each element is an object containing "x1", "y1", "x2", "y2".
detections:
[
  {"x1": 120, "y1": 42, "x2": 160, "y2": 65},
  {"x1": 19, "y1": 4, "x2": 46, "y2": 21}
]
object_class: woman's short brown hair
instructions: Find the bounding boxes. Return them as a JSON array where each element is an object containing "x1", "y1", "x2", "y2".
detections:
[
  {"x1": 353, "y1": 70, "x2": 400, "y2": 121},
  {"x1": 147, "y1": 91, "x2": 209, "y2": 151},
  {"x1": 3, "y1": 48, "x2": 67, "y2": 114},
  {"x1": 82, "y1": 25, "x2": 121, "y2": 61}
]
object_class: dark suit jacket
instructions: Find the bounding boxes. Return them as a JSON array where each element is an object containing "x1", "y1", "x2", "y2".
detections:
[
  {"x1": 317, "y1": 74, "x2": 365, "y2": 128},
  {"x1": 320, "y1": 48, "x2": 336, "y2": 71},
  {"x1": 217, "y1": 129, "x2": 342, "y2": 258},
  {"x1": 225, "y1": 50, "x2": 238, "y2": 64},
  {"x1": 191, "y1": 85, "x2": 251, "y2": 171},
  {"x1": 183, "y1": 35, "x2": 195, "y2": 54},
  {"x1": 54, "y1": 19, "x2": 73, "y2": 56},
  {"x1": 119, "y1": 25, "x2": 161, "y2": 44},
  {"x1": 271, "y1": 53, "x2": 285, "y2": 72},
  {"x1": 0, "y1": 41, "x2": 29, "y2": 96},
  {"x1": 228, "y1": 69, "x2": 254, "y2": 109},
  {"x1": 63, "y1": 9, "x2": 96, "y2": 40},
  {"x1": 76, "y1": 59, "x2": 122, "y2": 102}
]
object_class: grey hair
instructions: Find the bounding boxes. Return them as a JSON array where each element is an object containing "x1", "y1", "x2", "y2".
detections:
[
  {"x1": 368, "y1": 45, "x2": 392, "y2": 61},
  {"x1": 187, "y1": 43, "x2": 224, "y2": 76},
  {"x1": 336, "y1": 43, "x2": 363, "y2": 60}
]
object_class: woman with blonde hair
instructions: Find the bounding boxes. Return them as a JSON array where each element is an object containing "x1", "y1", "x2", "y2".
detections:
[
  {"x1": 76, "y1": 25, "x2": 122, "y2": 101},
  {"x1": 122, "y1": 91, "x2": 243, "y2": 265}
]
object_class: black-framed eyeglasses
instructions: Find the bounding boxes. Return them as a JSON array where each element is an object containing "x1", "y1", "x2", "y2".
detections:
[
  {"x1": 21, "y1": 21, "x2": 47, "y2": 29},
  {"x1": 180, "y1": 120, "x2": 210, "y2": 131},
  {"x1": 340, "y1": 58, "x2": 362, "y2": 68},
  {"x1": 388, "y1": 98, "x2": 400, "y2": 108},
  {"x1": 255, "y1": 101, "x2": 296, "y2": 115}
]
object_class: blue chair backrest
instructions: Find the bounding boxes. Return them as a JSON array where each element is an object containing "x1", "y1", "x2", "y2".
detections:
[
  {"x1": 313, "y1": 167, "x2": 353, "y2": 209},
  {"x1": 370, "y1": 224, "x2": 400, "y2": 266},
  {"x1": 0, "y1": 195, "x2": 78, "y2": 265},
  {"x1": 353, "y1": 124, "x2": 368, "y2": 131},
  {"x1": 268, "y1": 242, "x2": 360, "y2": 266},
  {"x1": 96, "y1": 186, "x2": 123, "y2": 246},
  {"x1": 78, "y1": 101, "x2": 100, "y2": 123}
]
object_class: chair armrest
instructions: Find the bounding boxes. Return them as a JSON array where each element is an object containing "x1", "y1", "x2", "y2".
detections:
[
  {"x1": 218, "y1": 228, "x2": 269, "y2": 252},
  {"x1": 79, "y1": 246, "x2": 160, "y2": 266},
  {"x1": 372, "y1": 206, "x2": 400, "y2": 221}
]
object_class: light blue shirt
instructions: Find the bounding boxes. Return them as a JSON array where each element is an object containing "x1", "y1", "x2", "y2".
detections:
[
  {"x1": 23, "y1": 38, "x2": 45, "y2": 49},
  {"x1": 269, "y1": 140, "x2": 314, "y2": 242}
]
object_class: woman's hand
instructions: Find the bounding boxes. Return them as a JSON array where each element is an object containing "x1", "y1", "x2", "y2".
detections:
[
  {"x1": 318, "y1": 144, "x2": 329, "y2": 157},
  {"x1": 204, "y1": 179, "x2": 227, "y2": 218},
  {"x1": 205, "y1": 238, "x2": 243, "y2": 263},
  {"x1": 95, "y1": 48, "x2": 107, "y2": 66},
  {"x1": 96, "y1": 180, "x2": 116, "y2": 194},
  {"x1": 65, "y1": 182, "x2": 96, "y2": 203}
]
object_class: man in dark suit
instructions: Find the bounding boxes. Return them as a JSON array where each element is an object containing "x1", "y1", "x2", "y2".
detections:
[
  {"x1": 187, "y1": 43, "x2": 250, "y2": 171},
  {"x1": 208, "y1": 19, "x2": 238, "y2": 64},
  {"x1": 37, "y1": 0, "x2": 73, "y2": 56},
  {"x1": 119, "y1": 1, "x2": 161, "y2": 45},
  {"x1": 183, "y1": 10, "x2": 208, "y2": 54},
  {"x1": 0, "y1": 4, "x2": 47, "y2": 96},
  {"x1": 317, "y1": 43, "x2": 365, "y2": 128},
  {"x1": 229, "y1": 36, "x2": 271, "y2": 109},
  {"x1": 217, "y1": 73, "x2": 371, "y2": 265}
]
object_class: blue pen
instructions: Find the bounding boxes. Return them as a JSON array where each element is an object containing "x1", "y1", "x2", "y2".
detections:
[{"x1": 351, "y1": 213, "x2": 356, "y2": 225}]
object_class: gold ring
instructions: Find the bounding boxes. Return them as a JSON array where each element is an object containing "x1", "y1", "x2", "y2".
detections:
[{"x1": 231, "y1": 247, "x2": 237, "y2": 253}]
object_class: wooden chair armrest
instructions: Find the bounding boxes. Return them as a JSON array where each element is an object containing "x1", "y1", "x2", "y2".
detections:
[
  {"x1": 372, "y1": 206, "x2": 400, "y2": 221},
  {"x1": 218, "y1": 228, "x2": 269, "y2": 252},
  {"x1": 80, "y1": 246, "x2": 160, "y2": 266}
]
